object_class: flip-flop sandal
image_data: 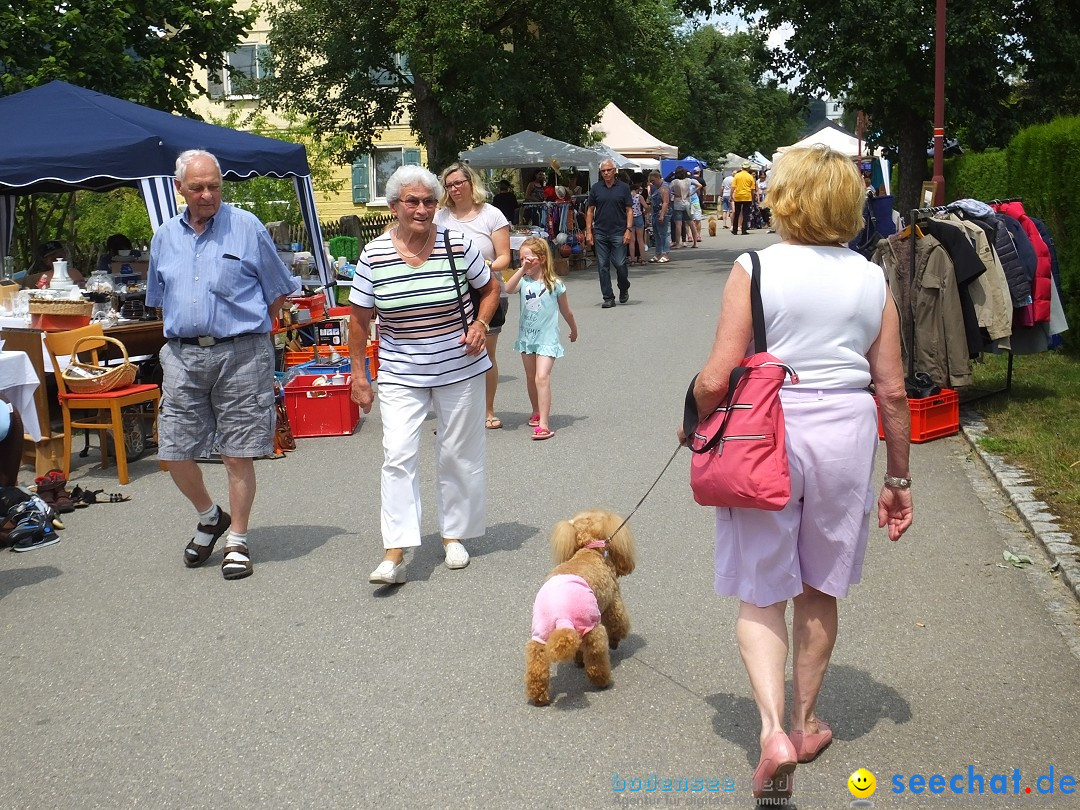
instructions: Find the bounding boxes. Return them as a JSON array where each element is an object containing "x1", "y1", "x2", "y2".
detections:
[
  {"x1": 532, "y1": 427, "x2": 555, "y2": 441},
  {"x1": 485, "y1": 417, "x2": 503, "y2": 429},
  {"x1": 528, "y1": 413, "x2": 541, "y2": 427},
  {"x1": 658, "y1": 257, "x2": 670, "y2": 263},
  {"x1": 648, "y1": 257, "x2": 659, "y2": 263}
]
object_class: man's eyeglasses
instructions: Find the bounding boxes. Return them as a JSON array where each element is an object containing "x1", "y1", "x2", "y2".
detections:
[
  {"x1": 445, "y1": 179, "x2": 470, "y2": 189},
  {"x1": 400, "y1": 197, "x2": 438, "y2": 209}
]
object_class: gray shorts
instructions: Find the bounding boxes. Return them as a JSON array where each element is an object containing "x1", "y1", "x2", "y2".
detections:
[{"x1": 158, "y1": 333, "x2": 276, "y2": 460}]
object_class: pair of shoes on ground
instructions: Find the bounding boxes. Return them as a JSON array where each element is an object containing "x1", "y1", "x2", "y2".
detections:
[
  {"x1": 183, "y1": 509, "x2": 250, "y2": 579},
  {"x1": 750, "y1": 720, "x2": 833, "y2": 800},
  {"x1": 369, "y1": 541, "x2": 470, "y2": 585},
  {"x1": 7, "y1": 494, "x2": 64, "y2": 552},
  {"x1": 69, "y1": 485, "x2": 130, "y2": 506},
  {"x1": 7, "y1": 496, "x2": 61, "y2": 552},
  {"x1": 35, "y1": 469, "x2": 75, "y2": 514}
]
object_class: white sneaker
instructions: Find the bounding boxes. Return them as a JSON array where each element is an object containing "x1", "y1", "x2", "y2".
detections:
[
  {"x1": 369, "y1": 559, "x2": 405, "y2": 584},
  {"x1": 443, "y1": 541, "x2": 470, "y2": 570}
]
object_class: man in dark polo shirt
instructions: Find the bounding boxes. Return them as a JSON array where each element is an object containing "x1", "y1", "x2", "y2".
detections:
[{"x1": 585, "y1": 159, "x2": 634, "y2": 308}]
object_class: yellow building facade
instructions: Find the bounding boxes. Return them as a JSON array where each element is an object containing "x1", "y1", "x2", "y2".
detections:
[{"x1": 187, "y1": 0, "x2": 426, "y2": 220}]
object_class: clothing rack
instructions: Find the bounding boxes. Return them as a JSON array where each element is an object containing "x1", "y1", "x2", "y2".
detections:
[{"x1": 905, "y1": 204, "x2": 1015, "y2": 403}]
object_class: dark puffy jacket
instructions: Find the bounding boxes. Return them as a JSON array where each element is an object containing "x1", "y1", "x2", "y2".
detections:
[
  {"x1": 996, "y1": 202, "x2": 1052, "y2": 323},
  {"x1": 971, "y1": 215, "x2": 1031, "y2": 309}
]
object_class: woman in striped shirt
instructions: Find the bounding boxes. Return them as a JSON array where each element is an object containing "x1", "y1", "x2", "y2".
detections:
[{"x1": 349, "y1": 165, "x2": 500, "y2": 586}]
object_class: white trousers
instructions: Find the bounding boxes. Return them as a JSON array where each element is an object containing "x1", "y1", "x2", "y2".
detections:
[{"x1": 378, "y1": 376, "x2": 487, "y2": 549}]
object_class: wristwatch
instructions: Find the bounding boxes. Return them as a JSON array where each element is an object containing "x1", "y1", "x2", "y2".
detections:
[{"x1": 883, "y1": 474, "x2": 912, "y2": 490}]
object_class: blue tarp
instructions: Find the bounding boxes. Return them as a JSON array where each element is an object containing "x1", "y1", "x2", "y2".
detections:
[
  {"x1": 0, "y1": 81, "x2": 311, "y2": 194},
  {"x1": 659, "y1": 155, "x2": 707, "y2": 179}
]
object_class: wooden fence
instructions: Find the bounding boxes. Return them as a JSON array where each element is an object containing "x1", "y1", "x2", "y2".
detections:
[{"x1": 280, "y1": 214, "x2": 396, "y2": 254}]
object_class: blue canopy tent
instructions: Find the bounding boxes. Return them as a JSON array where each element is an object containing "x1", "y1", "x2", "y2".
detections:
[
  {"x1": 0, "y1": 81, "x2": 330, "y2": 293},
  {"x1": 659, "y1": 155, "x2": 707, "y2": 179}
]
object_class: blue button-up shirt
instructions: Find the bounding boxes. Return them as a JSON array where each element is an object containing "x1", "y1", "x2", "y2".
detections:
[{"x1": 147, "y1": 203, "x2": 300, "y2": 339}]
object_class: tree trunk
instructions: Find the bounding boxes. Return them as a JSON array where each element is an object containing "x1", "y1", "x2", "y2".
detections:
[
  {"x1": 411, "y1": 75, "x2": 458, "y2": 173},
  {"x1": 895, "y1": 112, "x2": 929, "y2": 214}
]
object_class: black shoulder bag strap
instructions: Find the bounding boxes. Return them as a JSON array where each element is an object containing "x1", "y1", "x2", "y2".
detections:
[
  {"x1": 443, "y1": 230, "x2": 470, "y2": 335},
  {"x1": 683, "y1": 251, "x2": 766, "y2": 449}
]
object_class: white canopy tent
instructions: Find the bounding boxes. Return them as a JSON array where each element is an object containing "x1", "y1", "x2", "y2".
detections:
[
  {"x1": 773, "y1": 121, "x2": 880, "y2": 162},
  {"x1": 458, "y1": 130, "x2": 603, "y2": 184},
  {"x1": 590, "y1": 143, "x2": 640, "y2": 171},
  {"x1": 591, "y1": 102, "x2": 677, "y2": 159}
]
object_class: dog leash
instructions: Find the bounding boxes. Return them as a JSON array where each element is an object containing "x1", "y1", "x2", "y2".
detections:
[{"x1": 610, "y1": 443, "x2": 684, "y2": 541}]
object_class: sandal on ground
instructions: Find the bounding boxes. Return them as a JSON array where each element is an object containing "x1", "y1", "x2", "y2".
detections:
[
  {"x1": 221, "y1": 544, "x2": 253, "y2": 580},
  {"x1": 183, "y1": 509, "x2": 232, "y2": 568},
  {"x1": 485, "y1": 416, "x2": 503, "y2": 430},
  {"x1": 532, "y1": 427, "x2": 555, "y2": 441},
  {"x1": 528, "y1": 413, "x2": 541, "y2": 427},
  {"x1": 648, "y1": 257, "x2": 659, "y2": 263},
  {"x1": 658, "y1": 256, "x2": 670, "y2": 263}
]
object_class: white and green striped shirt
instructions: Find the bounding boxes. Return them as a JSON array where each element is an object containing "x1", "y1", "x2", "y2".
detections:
[{"x1": 350, "y1": 227, "x2": 492, "y2": 387}]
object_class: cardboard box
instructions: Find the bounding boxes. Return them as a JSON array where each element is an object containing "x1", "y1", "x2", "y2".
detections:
[{"x1": 553, "y1": 256, "x2": 570, "y2": 276}]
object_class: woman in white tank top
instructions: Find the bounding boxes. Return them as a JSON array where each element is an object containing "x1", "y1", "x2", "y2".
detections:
[{"x1": 682, "y1": 146, "x2": 913, "y2": 803}]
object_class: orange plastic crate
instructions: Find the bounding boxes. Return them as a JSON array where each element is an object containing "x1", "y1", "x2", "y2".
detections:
[
  {"x1": 876, "y1": 388, "x2": 959, "y2": 443},
  {"x1": 365, "y1": 341, "x2": 379, "y2": 379}
]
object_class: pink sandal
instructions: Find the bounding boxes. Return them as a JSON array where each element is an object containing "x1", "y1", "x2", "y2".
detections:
[
  {"x1": 528, "y1": 413, "x2": 541, "y2": 427},
  {"x1": 532, "y1": 427, "x2": 555, "y2": 441}
]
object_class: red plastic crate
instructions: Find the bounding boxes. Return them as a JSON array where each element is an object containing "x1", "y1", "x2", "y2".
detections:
[
  {"x1": 876, "y1": 388, "x2": 959, "y2": 443},
  {"x1": 284, "y1": 373, "x2": 360, "y2": 437}
]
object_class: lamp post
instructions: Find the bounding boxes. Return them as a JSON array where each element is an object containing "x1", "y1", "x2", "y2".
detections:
[{"x1": 932, "y1": 0, "x2": 946, "y2": 204}]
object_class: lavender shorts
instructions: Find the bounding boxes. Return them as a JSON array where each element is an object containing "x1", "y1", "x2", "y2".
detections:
[{"x1": 714, "y1": 387, "x2": 879, "y2": 607}]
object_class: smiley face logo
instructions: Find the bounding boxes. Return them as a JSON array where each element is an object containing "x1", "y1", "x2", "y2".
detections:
[{"x1": 848, "y1": 768, "x2": 877, "y2": 798}]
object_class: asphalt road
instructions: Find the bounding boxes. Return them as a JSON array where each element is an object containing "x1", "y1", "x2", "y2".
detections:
[{"x1": 3, "y1": 225, "x2": 1079, "y2": 810}]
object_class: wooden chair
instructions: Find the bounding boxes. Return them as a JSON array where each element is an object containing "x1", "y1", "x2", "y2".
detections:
[{"x1": 43, "y1": 324, "x2": 160, "y2": 485}]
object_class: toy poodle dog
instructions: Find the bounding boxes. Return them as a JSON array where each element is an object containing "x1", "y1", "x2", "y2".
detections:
[{"x1": 525, "y1": 509, "x2": 636, "y2": 705}]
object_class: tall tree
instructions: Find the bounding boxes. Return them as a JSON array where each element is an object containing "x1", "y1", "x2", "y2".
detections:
[
  {"x1": 648, "y1": 26, "x2": 803, "y2": 164},
  {"x1": 263, "y1": 0, "x2": 679, "y2": 171},
  {"x1": 716, "y1": 0, "x2": 1017, "y2": 209},
  {"x1": 0, "y1": 0, "x2": 255, "y2": 112}
]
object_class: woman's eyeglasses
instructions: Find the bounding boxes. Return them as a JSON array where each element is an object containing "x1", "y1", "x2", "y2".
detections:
[
  {"x1": 400, "y1": 197, "x2": 439, "y2": 209},
  {"x1": 445, "y1": 179, "x2": 470, "y2": 189}
]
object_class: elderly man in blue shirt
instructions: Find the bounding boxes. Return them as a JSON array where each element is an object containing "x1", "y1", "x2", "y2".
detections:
[{"x1": 147, "y1": 149, "x2": 299, "y2": 581}]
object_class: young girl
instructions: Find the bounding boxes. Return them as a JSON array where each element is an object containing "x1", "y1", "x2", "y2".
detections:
[
  {"x1": 630, "y1": 184, "x2": 648, "y2": 264},
  {"x1": 505, "y1": 237, "x2": 578, "y2": 440}
]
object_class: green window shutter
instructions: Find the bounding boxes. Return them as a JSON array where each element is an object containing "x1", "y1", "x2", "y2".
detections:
[
  {"x1": 208, "y1": 65, "x2": 225, "y2": 99},
  {"x1": 403, "y1": 148, "x2": 421, "y2": 166},
  {"x1": 352, "y1": 156, "x2": 371, "y2": 204}
]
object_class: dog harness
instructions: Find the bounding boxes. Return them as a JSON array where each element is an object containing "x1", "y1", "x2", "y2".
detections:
[{"x1": 530, "y1": 574, "x2": 601, "y2": 644}]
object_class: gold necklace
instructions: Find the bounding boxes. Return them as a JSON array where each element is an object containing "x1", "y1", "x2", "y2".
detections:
[{"x1": 394, "y1": 227, "x2": 434, "y2": 259}]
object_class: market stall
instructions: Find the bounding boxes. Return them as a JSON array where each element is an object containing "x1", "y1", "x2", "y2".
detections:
[{"x1": 0, "y1": 81, "x2": 332, "y2": 295}]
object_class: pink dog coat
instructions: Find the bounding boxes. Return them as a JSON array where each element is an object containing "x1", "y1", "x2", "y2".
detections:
[{"x1": 531, "y1": 574, "x2": 601, "y2": 644}]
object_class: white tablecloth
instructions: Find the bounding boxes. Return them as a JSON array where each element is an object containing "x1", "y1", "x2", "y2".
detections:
[{"x1": 0, "y1": 350, "x2": 41, "y2": 441}]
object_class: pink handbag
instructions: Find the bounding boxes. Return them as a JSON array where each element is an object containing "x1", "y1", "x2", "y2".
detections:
[{"x1": 684, "y1": 252, "x2": 798, "y2": 510}]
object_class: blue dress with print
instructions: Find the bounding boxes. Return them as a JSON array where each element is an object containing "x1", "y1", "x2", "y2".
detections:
[{"x1": 514, "y1": 277, "x2": 566, "y2": 358}]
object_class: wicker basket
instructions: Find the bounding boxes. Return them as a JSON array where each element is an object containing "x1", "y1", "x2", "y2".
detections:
[
  {"x1": 29, "y1": 298, "x2": 94, "y2": 316},
  {"x1": 61, "y1": 335, "x2": 137, "y2": 394}
]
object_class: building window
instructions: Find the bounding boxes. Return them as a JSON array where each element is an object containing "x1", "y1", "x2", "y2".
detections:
[
  {"x1": 351, "y1": 147, "x2": 421, "y2": 205},
  {"x1": 209, "y1": 44, "x2": 270, "y2": 100}
]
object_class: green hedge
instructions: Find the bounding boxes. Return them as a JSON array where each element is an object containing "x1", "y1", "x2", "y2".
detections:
[
  {"x1": 947, "y1": 118, "x2": 1080, "y2": 353},
  {"x1": 944, "y1": 150, "x2": 1008, "y2": 202}
]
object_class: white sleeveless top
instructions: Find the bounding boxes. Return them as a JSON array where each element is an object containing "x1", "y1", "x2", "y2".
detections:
[{"x1": 736, "y1": 244, "x2": 888, "y2": 389}]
